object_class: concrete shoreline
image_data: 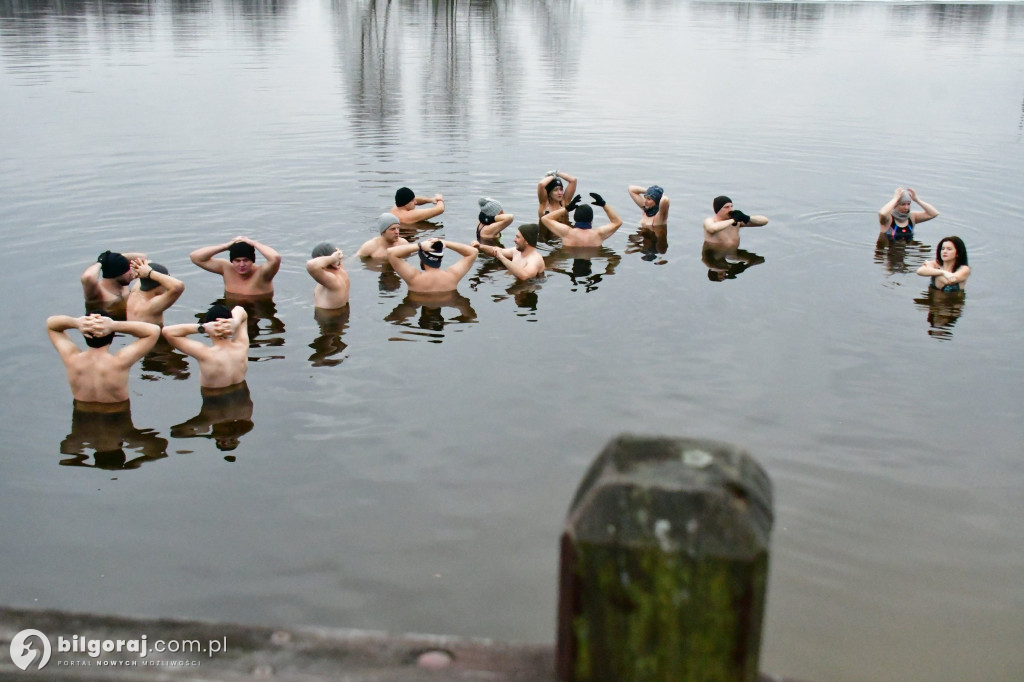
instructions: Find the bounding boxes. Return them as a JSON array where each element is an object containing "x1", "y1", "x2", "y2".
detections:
[{"x1": 1, "y1": 606, "x2": 806, "y2": 681}]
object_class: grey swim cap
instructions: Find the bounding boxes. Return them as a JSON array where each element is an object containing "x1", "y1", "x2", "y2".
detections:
[
  {"x1": 478, "y1": 197, "x2": 502, "y2": 219},
  {"x1": 311, "y1": 242, "x2": 336, "y2": 258},
  {"x1": 138, "y1": 263, "x2": 169, "y2": 291},
  {"x1": 377, "y1": 213, "x2": 400, "y2": 233}
]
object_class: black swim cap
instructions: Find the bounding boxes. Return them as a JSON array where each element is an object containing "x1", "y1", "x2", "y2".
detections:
[
  {"x1": 228, "y1": 242, "x2": 256, "y2": 262},
  {"x1": 418, "y1": 241, "x2": 444, "y2": 269},
  {"x1": 98, "y1": 251, "x2": 131, "y2": 279},
  {"x1": 713, "y1": 195, "x2": 732, "y2": 214},
  {"x1": 84, "y1": 310, "x2": 115, "y2": 348},
  {"x1": 574, "y1": 204, "x2": 594, "y2": 224},
  {"x1": 395, "y1": 187, "x2": 415, "y2": 207},
  {"x1": 545, "y1": 178, "x2": 563, "y2": 195},
  {"x1": 138, "y1": 263, "x2": 168, "y2": 291},
  {"x1": 202, "y1": 304, "x2": 233, "y2": 324}
]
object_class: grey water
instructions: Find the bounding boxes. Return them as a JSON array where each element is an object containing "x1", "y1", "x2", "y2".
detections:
[{"x1": 2, "y1": 1, "x2": 1023, "y2": 680}]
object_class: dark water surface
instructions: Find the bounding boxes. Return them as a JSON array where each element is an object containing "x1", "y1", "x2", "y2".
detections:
[{"x1": 2, "y1": 2, "x2": 1023, "y2": 680}]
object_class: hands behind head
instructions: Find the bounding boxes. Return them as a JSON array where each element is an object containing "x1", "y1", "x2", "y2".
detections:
[
  {"x1": 730, "y1": 209, "x2": 751, "y2": 224},
  {"x1": 589, "y1": 192, "x2": 606, "y2": 207},
  {"x1": 130, "y1": 257, "x2": 150, "y2": 278},
  {"x1": 233, "y1": 235, "x2": 254, "y2": 245},
  {"x1": 80, "y1": 314, "x2": 112, "y2": 338},
  {"x1": 565, "y1": 194, "x2": 583, "y2": 212},
  {"x1": 205, "y1": 318, "x2": 234, "y2": 339}
]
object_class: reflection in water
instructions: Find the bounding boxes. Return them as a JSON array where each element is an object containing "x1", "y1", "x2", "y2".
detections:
[
  {"x1": 625, "y1": 225, "x2": 669, "y2": 264},
  {"x1": 140, "y1": 337, "x2": 192, "y2": 381},
  {"x1": 468, "y1": 256, "x2": 543, "y2": 321},
  {"x1": 170, "y1": 381, "x2": 254, "y2": 458},
  {"x1": 544, "y1": 246, "x2": 620, "y2": 293},
  {"x1": 384, "y1": 291, "x2": 477, "y2": 343},
  {"x1": 59, "y1": 402, "x2": 168, "y2": 470},
  {"x1": 702, "y1": 243, "x2": 764, "y2": 282},
  {"x1": 874, "y1": 234, "x2": 932, "y2": 277},
  {"x1": 913, "y1": 287, "x2": 966, "y2": 341},
  {"x1": 218, "y1": 295, "x2": 285, "y2": 359},
  {"x1": 309, "y1": 306, "x2": 350, "y2": 367}
]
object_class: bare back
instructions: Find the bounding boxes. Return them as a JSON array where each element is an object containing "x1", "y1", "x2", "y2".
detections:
[{"x1": 62, "y1": 349, "x2": 133, "y2": 403}]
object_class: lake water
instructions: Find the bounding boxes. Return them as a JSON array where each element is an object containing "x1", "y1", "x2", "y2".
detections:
[{"x1": 2, "y1": 1, "x2": 1023, "y2": 680}]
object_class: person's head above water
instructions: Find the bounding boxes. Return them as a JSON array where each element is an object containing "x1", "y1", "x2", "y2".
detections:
[
  {"x1": 574, "y1": 204, "x2": 594, "y2": 228},
  {"x1": 713, "y1": 195, "x2": 732, "y2": 215},
  {"x1": 478, "y1": 197, "x2": 502, "y2": 225},
  {"x1": 97, "y1": 251, "x2": 131, "y2": 281},
  {"x1": 311, "y1": 242, "x2": 336, "y2": 259},
  {"x1": 936, "y1": 236, "x2": 968, "y2": 270},
  {"x1": 545, "y1": 177, "x2": 564, "y2": 200},
  {"x1": 518, "y1": 223, "x2": 539, "y2": 248},
  {"x1": 203, "y1": 304, "x2": 233, "y2": 324},
  {"x1": 228, "y1": 241, "x2": 257, "y2": 263},
  {"x1": 395, "y1": 187, "x2": 415, "y2": 208},
  {"x1": 418, "y1": 240, "x2": 445, "y2": 269},
  {"x1": 377, "y1": 213, "x2": 401, "y2": 234},
  {"x1": 892, "y1": 190, "x2": 913, "y2": 221},
  {"x1": 137, "y1": 263, "x2": 169, "y2": 291},
  {"x1": 84, "y1": 310, "x2": 115, "y2": 348},
  {"x1": 644, "y1": 185, "x2": 664, "y2": 205}
]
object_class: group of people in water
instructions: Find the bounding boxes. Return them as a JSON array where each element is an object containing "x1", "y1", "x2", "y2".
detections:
[{"x1": 47, "y1": 172, "x2": 971, "y2": 420}]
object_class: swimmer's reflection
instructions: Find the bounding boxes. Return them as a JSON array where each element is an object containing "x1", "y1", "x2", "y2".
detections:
[
  {"x1": 140, "y1": 338, "x2": 191, "y2": 381},
  {"x1": 913, "y1": 287, "x2": 966, "y2": 341},
  {"x1": 625, "y1": 225, "x2": 669, "y2": 263},
  {"x1": 702, "y1": 243, "x2": 765, "y2": 281},
  {"x1": 359, "y1": 259, "x2": 403, "y2": 294},
  {"x1": 309, "y1": 306, "x2": 350, "y2": 367},
  {"x1": 545, "y1": 246, "x2": 621, "y2": 293},
  {"x1": 170, "y1": 382, "x2": 254, "y2": 458},
  {"x1": 874, "y1": 234, "x2": 931, "y2": 275},
  {"x1": 385, "y1": 291, "x2": 477, "y2": 343},
  {"x1": 59, "y1": 401, "x2": 168, "y2": 470},
  {"x1": 218, "y1": 294, "x2": 285, "y2": 359}
]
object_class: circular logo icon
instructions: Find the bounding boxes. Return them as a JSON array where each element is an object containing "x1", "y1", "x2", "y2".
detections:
[{"x1": 10, "y1": 629, "x2": 51, "y2": 671}]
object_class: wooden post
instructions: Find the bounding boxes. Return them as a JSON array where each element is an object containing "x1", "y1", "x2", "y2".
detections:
[{"x1": 557, "y1": 435, "x2": 773, "y2": 682}]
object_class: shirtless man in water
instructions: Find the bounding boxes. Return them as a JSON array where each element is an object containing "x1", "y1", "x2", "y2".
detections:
[
  {"x1": 357, "y1": 214, "x2": 409, "y2": 259},
  {"x1": 390, "y1": 187, "x2": 446, "y2": 224},
  {"x1": 46, "y1": 312, "x2": 160, "y2": 404},
  {"x1": 126, "y1": 259, "x2": 185, "y2": 325},
  {"x1": 628, "y1": 184, "x2": 670, "y2": 227},
  {"x1": 541, "y1": 193, "x2": 622, "y2": 247},
  {"x1": 702, "y1": 195, "x2": 769, "y2": 249},
  {"x1": 306, "y1": 242, "x2": 350, "y2": 309},
  {"x1": 162, "y1": 305, "x2": 249, "y2": 389},
  {"x1": 387, "y1": 238, "x2": 478, "y2": 293},
  {"x1": 81, "y1": 250, "x2": 146, "y2": 312},
  {"x1": 189, "y1": 236, "x2": 281, "y2": 296},
  {"x1": 473, "y1": 224, "x2": 545, "y2": 280}
]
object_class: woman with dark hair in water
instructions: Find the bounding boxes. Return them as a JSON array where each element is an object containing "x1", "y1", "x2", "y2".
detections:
[
  {"x1": 537, "y1": 170, "x2": 578, "y2": 223},
  {"x1": 917, "y1": 236, "x2": 970, "y2": 292}
]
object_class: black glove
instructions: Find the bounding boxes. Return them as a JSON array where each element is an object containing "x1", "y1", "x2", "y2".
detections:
[
  {"x1": 730, "y1": 209, "x2": 751, "y2": 224},
  {"x1": 565, "y1": 194, "x2": 582, "y2": 212},
  {"x1": 589, "y1": 192, "x2": 606, "y2": 207}
]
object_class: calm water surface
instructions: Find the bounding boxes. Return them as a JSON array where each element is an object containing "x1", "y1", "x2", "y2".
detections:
[{"x1": 2, "y1": 2, "x2": 1023, "y2": 681}]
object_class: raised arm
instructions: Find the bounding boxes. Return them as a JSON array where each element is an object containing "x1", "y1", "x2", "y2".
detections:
[
  {"x1": 627, "y1": 185, "x2": 647, "y2": 209},
  {"x1": 879, "y1": 187, "x2": 903, "y2": 228},
  {"x1": 103, "y1": 319, "x2": 161, "y2": 366},
  {"x1": 472, "y1": 241, "x2": 515, "y2": 260},
  {"x1": 306, "y1": 249, "x2": 345, "y2": 288},
  {"x1": 479, "y1": 213, "x2": 515, "y2": 239},
  {"x1": 226, "y1": 306, "x2": 249, "y2": 345},
  {"x1": 46, "y1": 315, "x2": 85, "y2": 361},
  {"x1": 541, "y1": 207, "x2": 572, "y2": 238},
  {"x1": 442, "y1": 240, "x2": 479, "y2": 281},
  {"x1": 387, "y1": 243, "x2": 423, "y2": 284},
  {"x1": 596, "y1": 205, "x2": 624, "y2": 239},
  {"x1": 162, "y1": 321, "x2": 214, "y2": 359},
  {"x1": 131, "y1": 258, "x2": 185, "y2": 311},
  {"x1": 907, "y1": 188, "x2": 939, "y2": 224},
  {"x1": 704, "y1": 216, "x2": 737, "y2": 235},
  {"x1": 189, "y1": 241, "x2": 232, "y2": 274},
  {"x1": 400, "y1": 197, "x2": 446, "y2": 223},
  {"x1": 80, "y1": 263, "x2": 102, "y2": 299}
]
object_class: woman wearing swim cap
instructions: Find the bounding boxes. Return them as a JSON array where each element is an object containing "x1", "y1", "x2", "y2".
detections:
[
  {"x1": 537, "y1": 170, "x2": 578, "y2": 224},
  {"x1": 627, "y1": 184, "x2": 670, "y2": 227},
  {"x1": 476, "y1": 197, "x2": 514, "y2": 241},
  {"x1": 878, "y1": 186, "x2": 939, "y2": 240}
]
